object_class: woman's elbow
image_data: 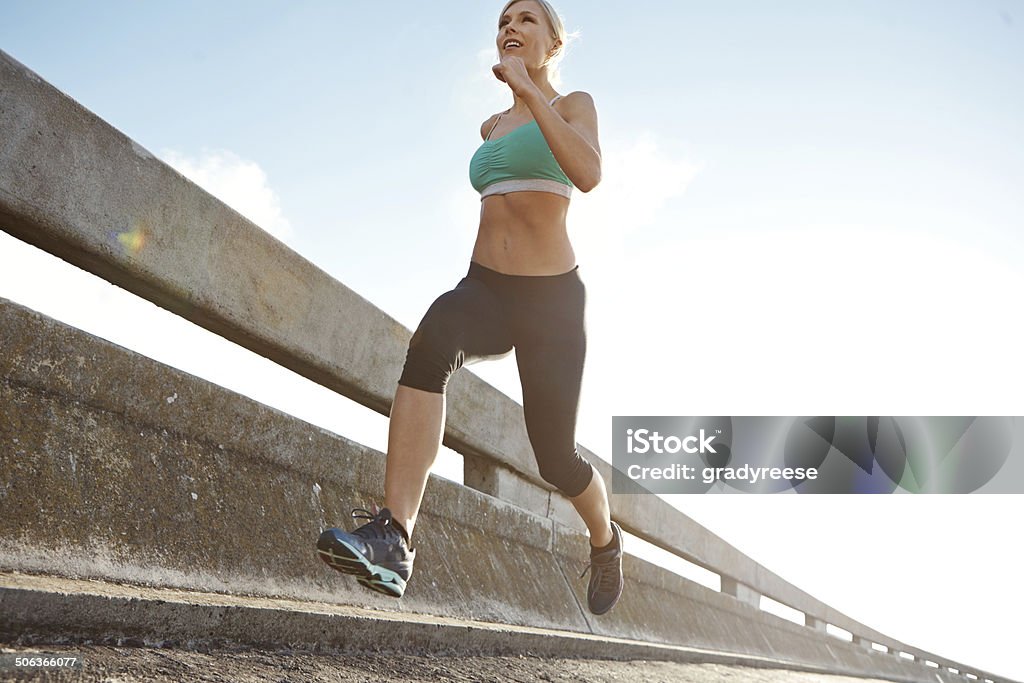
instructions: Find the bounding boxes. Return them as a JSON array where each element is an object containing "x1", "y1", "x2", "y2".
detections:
[{"x1": 575, "y1": 165, "x2": 602, "y2": 193}]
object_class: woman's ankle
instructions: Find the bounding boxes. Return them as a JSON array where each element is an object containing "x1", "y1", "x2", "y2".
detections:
[
  {"x1": 589, "y1": 523, "x2": 614, "y2": 550},
  {"x1": 390, "y1": 512, "x2": 415, "y2": 542}
]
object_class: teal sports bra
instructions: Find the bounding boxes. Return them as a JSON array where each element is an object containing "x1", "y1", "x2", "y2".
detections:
[{"x1": 469, "y1": 94, "x2": 573, "y2": 200}]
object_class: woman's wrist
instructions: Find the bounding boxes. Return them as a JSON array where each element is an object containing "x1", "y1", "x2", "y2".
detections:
[{"x1": 518, "y1": 84, "x2": 549, "y2": 109}]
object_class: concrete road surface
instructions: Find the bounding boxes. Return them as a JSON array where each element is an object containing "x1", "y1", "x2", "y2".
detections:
[{"x1": 0, "y1": 645, "x2": 909, "y2": 682}]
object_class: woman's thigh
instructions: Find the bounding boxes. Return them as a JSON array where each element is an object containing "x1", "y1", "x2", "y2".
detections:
[
  {"x1": 515, "y1": 324, "x2": 586, "y2": 436},
  {"x1": 399, "y1": 276, "x2": 515, "y2": 393},
  {"x1": 446, "y1": 276, "x2": 514, "y2": 363},
  {"x1": 512, "y1": 275, "x2": 587, "y2": 445}
]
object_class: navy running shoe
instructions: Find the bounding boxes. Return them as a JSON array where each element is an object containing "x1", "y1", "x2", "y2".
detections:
[
  {"x1": 579, "y1": 521, "x2": 623, "y2": 615},
  {"x1": 317, "y1": 505, "x2": 416, "y2": 598}
]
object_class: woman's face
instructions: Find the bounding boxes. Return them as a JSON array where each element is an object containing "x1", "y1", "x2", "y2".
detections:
[{"x1": 497, "y1": 1, "x2": 557, "y2": 70}]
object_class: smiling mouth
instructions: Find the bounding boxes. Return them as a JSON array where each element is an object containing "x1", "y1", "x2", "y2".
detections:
[{"x1": 503, "y1": 40, "x2": 523, "y2": 50}]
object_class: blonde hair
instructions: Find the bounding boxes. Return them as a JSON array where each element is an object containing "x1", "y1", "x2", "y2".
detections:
[{"x1": 498, "y1": 0, "x2": 570, "y2": 71}]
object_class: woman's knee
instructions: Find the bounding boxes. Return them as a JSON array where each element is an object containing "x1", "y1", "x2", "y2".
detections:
[
  {"x1": 397, "y1": 310, "x2": 464, "y2": 394},
  {"x1": 537, "y1": 449, "x2": 594, "y2": 498}
]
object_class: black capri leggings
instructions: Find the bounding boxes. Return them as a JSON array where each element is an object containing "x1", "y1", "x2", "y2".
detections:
[{"x1": 398, "y1": 261, "x2": 594, "y2": 498}]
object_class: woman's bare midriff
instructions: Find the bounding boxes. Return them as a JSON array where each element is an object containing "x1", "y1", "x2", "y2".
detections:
[{"x1": 471, "y1": 191, "x2": 576, "y2": 276}]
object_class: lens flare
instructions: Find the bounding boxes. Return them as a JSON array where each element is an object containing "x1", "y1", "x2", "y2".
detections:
[{"x1": 113, "y1": 221, "x2": 150, "y2": 255}]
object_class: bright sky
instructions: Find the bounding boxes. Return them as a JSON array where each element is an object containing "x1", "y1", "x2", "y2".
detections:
[{"x1": 2, "y1": 1, "x2": 1023, "y2": 678}]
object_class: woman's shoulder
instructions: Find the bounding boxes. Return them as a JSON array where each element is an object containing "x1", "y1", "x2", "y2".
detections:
[
  {"x1": 556, "y1": 91, "x2": 597, "y2": 116},
  {"x1": 558, "y1": 90, "x2": 595, "y2": 104}
]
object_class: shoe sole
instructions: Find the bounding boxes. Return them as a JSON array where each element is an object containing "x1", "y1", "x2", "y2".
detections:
[{"x1": 316, "y1": 529, "x2": 408, "y2": 598}]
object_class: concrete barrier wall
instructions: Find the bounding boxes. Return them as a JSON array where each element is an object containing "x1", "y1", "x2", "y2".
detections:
[
  {"x1": 0, "y1": 48, "x2": 1008, "y2": 682},
  {"x1": 0, "y1": 298, "x2": 969, "y2": 683}
]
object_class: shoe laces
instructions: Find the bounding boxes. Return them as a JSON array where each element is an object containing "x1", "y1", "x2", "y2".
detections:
[
  {"x1": 579, "y1": 546, "x2": 621, "y2": 592},
  {"x1": 349, "y1": 505, "x2": 401, "y2": 542}
]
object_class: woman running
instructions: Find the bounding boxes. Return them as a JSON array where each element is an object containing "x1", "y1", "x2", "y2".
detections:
[{"x1": 317, "y1": 0, "x2": 623, "y2": 616}]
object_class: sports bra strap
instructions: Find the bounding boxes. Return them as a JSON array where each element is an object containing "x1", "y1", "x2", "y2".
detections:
[
  {"x1": 484, "y1": 95, "x2": 561, "y2": 141},
  {"x1": 485, "y1": 110, "x2": 507, "y2": 141}
]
